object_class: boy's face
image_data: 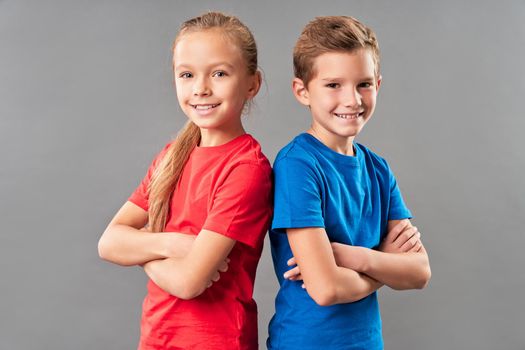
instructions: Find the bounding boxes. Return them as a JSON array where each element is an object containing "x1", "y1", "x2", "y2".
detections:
[{"x1": 293, "y1": 48, "x2": 381, "y2": 147}]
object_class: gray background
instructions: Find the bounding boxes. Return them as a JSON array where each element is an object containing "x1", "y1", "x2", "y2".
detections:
[{"x1": 1, "y1": 0, "x2": 524, "y2": 349}]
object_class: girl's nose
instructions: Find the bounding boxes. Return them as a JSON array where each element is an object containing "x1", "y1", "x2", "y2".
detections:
[{"x1": 193, "y1": 78, "x2": 211, "y2": 96}]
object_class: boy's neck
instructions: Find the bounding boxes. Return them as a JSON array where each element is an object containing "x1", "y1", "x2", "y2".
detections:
[{"x1": 306, "y1": 128, "x2": 356, "y2": 156}]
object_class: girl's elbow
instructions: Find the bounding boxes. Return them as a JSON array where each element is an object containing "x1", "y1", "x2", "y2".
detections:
[
  {"x1": 177, "y1": 284, "x2": 205, "y2": 300},
  {"x1": 97, "y1": 236, "x2": 112, "y2": 261},
  {"x1": 171, "y1": 273, "x2": 207, "y2": 300}
]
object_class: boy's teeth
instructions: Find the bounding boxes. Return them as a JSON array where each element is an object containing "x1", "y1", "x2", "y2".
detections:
[{"x1": 335, "y1": 113, "x2": 360, "y2": 119}]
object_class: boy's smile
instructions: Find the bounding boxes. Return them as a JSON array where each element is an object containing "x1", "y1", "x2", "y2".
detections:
[{"x1": 293, "y1": 48, "x2": 381, "y2": 155}]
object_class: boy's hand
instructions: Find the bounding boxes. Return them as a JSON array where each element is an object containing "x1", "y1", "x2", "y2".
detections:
[
  {"x1": 379, "y1": 220, "x2": 422, "y2": 253},
  {"x1": 283, "y1": 257, "x2": 303, "y2": 281}
]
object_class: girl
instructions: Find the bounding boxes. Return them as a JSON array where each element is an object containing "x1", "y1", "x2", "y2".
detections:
[{"x1": 98, "y1": 12, "x2": 272, "y2": 350}]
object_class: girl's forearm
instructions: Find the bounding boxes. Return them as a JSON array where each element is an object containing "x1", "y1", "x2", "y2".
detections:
[
  {"x1": 98, "y1": 225, "x2": 194, "y2": 266},
  {"x1": 143, "y1": 257, "x2": 203, "y2": 299}
]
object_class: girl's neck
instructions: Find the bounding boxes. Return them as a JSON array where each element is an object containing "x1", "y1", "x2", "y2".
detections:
[{"x1": 199, "y1": 124, "x2": 246, "y2": 147}]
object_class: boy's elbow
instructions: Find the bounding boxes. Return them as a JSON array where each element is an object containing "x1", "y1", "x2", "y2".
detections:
[
  {"x1": 403, "y1": 264, "x2": 431, "y2": 290},
  {"x1": 309, "y1": 284, "x2": 338, "y2": 306},
  {"x1": 416, "y1": 265, "x2": 432, "y2": 289}
]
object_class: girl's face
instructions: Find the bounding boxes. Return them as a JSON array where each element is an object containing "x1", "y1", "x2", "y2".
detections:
[{"x1": 173, "y1": 29, "x2": 259, "y2": 145}]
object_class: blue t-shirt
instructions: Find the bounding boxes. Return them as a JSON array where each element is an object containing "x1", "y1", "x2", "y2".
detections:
[{"x1": 267, "y1": 133, "x2": 412, "y2": 350}]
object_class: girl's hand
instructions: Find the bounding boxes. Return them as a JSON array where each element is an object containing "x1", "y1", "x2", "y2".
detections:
[
  {"x1": 206, "y1": 258, "x2": 230, "y2": 288},
  {"x1": 379, "y1": 220, "x2": 422, "y2": 253}
]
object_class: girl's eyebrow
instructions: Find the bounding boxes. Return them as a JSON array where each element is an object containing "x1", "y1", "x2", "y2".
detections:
[{"x1": 174, "y1": 62, "x2": 236, "y2": 71}]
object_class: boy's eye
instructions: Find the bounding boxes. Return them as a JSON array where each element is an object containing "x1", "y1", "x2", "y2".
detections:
[
  {"x1": 213, "y1": 71, "x2": 227, "y2": 77},
  {"x1": 325, "y1": 83, "x2": 340, "y2": 88},
  {"x1": 359, "y1": 82, "x2": 373, "y2": 88},
  {"x1": 179, "y1": 72, "x2": 193, "y2": 79}
]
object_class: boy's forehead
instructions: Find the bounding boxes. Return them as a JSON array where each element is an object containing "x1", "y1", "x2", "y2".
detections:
[{"x1": 312, "y1": 49, "x2": 377, "y2": 79}]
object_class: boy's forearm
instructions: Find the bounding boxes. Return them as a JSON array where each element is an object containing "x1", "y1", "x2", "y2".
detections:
[
  {"x1": 98, "y1": 225, "x2": 194, "y2": 266},
  {"x1": 331, "y1": 267, "x2": 383, "y2": 304},
  {"x1": 337, "y1": 245, "x2": 431, "y2": 290}
]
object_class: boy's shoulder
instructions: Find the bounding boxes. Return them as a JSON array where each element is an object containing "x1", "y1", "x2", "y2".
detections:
[
  {"x1": 355, "y1": 142, "x2": 391, "y2": 173},
  {"x1": 274, "y1": 133, "x2": 318, "y2": 165}
]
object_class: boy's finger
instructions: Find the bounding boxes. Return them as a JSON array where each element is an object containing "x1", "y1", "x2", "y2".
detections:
[
  {"x1": 386, "y1": 220, "x2": 409, "y2": 243},
  {"x1": 283, "y1": 266, "x2": 300, "y2": 279},
  {"x1": 400, "y1": 231, "x2": 421, "y2": 252},
  {"x1": 394, "y1": 226, "x2": 418, "y2": 246}
]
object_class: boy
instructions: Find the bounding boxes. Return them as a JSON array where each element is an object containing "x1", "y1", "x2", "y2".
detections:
[{"x1": 267, "y1": 16, "x2": 431, "y2": 349}]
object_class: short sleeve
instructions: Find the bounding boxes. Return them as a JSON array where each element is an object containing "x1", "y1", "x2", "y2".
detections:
[
  {"x1": 271, "y1": 156, "x2": 324, "y2": 232},
  {"x1": 202, "y1": 163, "x2": 272, "y2": 248},
  {"x1": 387, "y1": 166, "x2": 413, "y2": 220},
  {"x1": 128, "y1": 142, "x2": 172, "y2": 211}
]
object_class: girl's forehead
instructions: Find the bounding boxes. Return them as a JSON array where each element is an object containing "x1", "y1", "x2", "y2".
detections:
[{"x1": 173, "y1": 30, "x2": 243, "y2": 67}]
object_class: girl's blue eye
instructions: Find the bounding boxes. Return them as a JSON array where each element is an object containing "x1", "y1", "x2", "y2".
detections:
[
  {"x1": 179, "y1": 72, "x2": 192, "y2": 78},
  {"x1": 213, "y1": 71, "x2": 227, "y2": 77},
  {"x1": 326, "y1": 83, "x2": 340, "y2": 88}
]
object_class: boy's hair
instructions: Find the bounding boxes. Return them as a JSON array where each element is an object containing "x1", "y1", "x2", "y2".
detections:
[
  {"x1": 148, "y1": 12, "x2": 258, "y2": 233},
  {"x1": 293, "y1": 16, "x2": 380, "y2": 86}
]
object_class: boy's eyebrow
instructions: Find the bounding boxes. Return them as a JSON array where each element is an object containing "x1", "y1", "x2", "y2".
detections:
[
  {"x1": 321, "y1": 77, "x2": 343, "y2": 81},
  {"x1": 174, "y1": 62, "x2": 236, "y2": 71},
  {"x1": 321, "y1": 76, "x2": 375, "y2": 81},
  {"x1": 321, "y1": 76, "x2": 376, "y2": 81}
]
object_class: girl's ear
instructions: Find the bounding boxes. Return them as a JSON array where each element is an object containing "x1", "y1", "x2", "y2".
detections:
[
  {"x1": 247, "y1": 71, "x2": 262, "y2": 99},
  {"x1": 292, "y1": 78, "x2": 310, "y2": 106}
]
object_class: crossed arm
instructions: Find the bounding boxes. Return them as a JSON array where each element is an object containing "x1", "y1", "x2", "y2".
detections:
[
  {"x1": 98, "y1": 201, "x2": 234, "y2": 299},
  {"x1": 285, "y1": 219, "x2": 431, "y2": 306}
]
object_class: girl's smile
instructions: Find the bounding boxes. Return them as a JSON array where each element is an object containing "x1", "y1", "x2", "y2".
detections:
[{"x1": 173, "y1": 29, "x2": 260, "y2": 147}]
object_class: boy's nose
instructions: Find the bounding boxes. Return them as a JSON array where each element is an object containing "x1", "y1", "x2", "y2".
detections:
[{"x1": 344, "y1": 90, "x2": 362, "y2": 108}]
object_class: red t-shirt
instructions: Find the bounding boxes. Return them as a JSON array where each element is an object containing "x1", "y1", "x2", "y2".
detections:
[{"x1": 128, "y1": 134, "x2": 272, "y2": 350}]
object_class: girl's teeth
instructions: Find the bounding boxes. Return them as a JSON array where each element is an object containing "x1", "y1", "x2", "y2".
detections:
[{"x1": 195, "y1": 104, "x2": 217, "y2": 110}]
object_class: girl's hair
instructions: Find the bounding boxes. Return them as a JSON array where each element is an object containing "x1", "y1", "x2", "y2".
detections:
[
  {"x1": 148, "y1": 12, "x2": 258, "y2": 232},
  {"x1": 293, "y1": 16, "x2": 380, "y2": 87}
]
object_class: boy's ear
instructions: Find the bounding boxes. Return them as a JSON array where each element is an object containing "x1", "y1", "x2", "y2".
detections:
[
  {"x1": 246, "y1": 71, "x2": 262, "y2": 99},
  {"x1": 376, "y1": 75, "x2": 382, "y2": 92},
  {"x1": 292, "y1": 78, "x2": 310, "y2": 106}
]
